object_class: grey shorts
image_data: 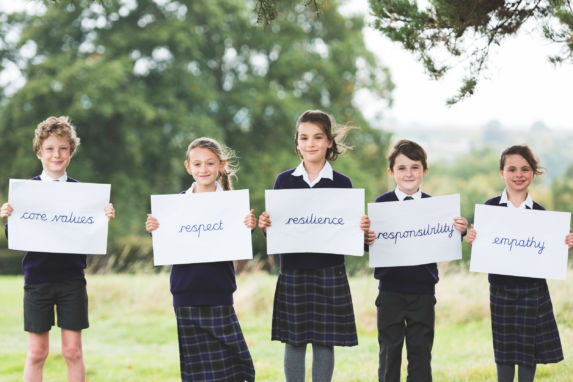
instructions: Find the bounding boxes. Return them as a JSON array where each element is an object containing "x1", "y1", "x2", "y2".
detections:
[{"x1": 24, "y1": 278, "x2": 89, "y2": 333}]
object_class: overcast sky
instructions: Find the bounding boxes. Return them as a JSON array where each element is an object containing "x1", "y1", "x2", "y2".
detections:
[
  {"x1": 346, "y1": 1, "x2": 573, "y2": 130},
  {"x1": 2, "y1": 0, "x2": 572, "y2": 130}
]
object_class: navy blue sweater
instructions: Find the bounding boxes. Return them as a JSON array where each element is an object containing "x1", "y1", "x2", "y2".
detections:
[
  {"x1": 485, "y1": 195, "x2": 547, "y2": 288},
  {"x1": 272, "y1": 168, "x2": 351, "y2": 270},
  {"x1": 169, "y1": 189, "x2": 236, "y2": 307},
  {"x1": 373, "y1": 190, "x2": 438, "y2": 295},
  {"x1": 4, "y1": 175, "x2": 87, "y2": 285}
]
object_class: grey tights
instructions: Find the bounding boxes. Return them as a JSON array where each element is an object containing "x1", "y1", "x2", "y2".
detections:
[
  {"x1": 496, "y1": 363, "x2": 536, "y2": 382},
  {"x1": 284, "y1": 343, "x2": 334, "y2": 382}
]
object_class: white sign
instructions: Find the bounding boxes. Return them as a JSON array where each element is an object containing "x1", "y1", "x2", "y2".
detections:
[
  {"x1": 368, "y1": 194, "x2": 462, "y2": 267},
  {"x1": 469, "y1": 204, "x2": 570, "y2": 280},
  {"x1": 8, "y1": 179, "x2": 111, "y2": 254},
  {"x1": 150, "y1": 189, "x2": 253, "y2": 265},
  {"x1": 265, "y1": 188, "x2": 365, "y2": 256}
]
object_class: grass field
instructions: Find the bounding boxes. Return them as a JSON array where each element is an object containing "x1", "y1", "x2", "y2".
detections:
[{"x1": 1, "y1": 267, "x2": 573, "y2": 381}]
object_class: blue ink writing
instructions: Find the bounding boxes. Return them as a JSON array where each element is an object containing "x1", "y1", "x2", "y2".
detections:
[
  {"x1": 285, "y1": 213, "x2": 344, "y2": 225},
  {"x1": 51, "y1": 212, "x2": 95, "y2": 224},
  {"x1": 376, "y1": 222, "x2": 455, "y2": 244},
  {"x1": 178, "y1": 220, "x2": 224, "y2": 237},
  {"x1": 20, "y1": 211, "x2": 94, "y2": 224},
  {"x1": 491, "y1": 236, "x2": 545, "y2": 255},
  {"x1": 19, "y1": 212, "x2": 48, "y2": 221}
]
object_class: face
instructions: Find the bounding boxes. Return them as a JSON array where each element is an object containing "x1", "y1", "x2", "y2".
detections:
[
  {"x1": 500, "y1": 154, "x2": 533, "y2": 193},
  {"x1": 388, "y1": 153, "x2": 428, "y2": 195},
  {"x1": 296, "y1": 122, "x2": 333, "y2": 165},
  {"x1": 37, "y1": 135, "x2": 72, "y2": 178},
  {"x1": 184, "y1": 147, "x2": 225, "y2": 191}
]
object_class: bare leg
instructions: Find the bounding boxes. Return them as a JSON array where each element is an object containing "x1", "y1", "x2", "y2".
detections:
[
  {"x1": 24, "y1": 332, "x2": 50, "y2": 382},
  {"x1": 61, "y1": 329, "x2": 85, "y2": 382}
]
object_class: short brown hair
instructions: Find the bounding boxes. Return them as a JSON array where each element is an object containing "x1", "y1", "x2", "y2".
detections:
[
  {"x1": 388, "y1": 139, "x2": 427, "y2": 170},
  {"x1": 500, "y1": 145, "x2": 543, "y2": 175},
  {"x1": 295, "y1": 110, "x2": 358, "y2": 161},
  {"x1": 33, "y1": 116, "x2": 80, "y2": 156}
]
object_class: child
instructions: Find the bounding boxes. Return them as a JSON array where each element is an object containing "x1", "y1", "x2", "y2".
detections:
[
  {"x1": 258, "y1": 110, "x2": 371, "y2": 382},
  {"x1": 368, "y1": 139, "x2": 467, "y2": 382},
  {"x1": 466, "y1": 145, "x2": 573, "y2": 382},
  {"x1": 0, "y1": 116, "x2": 115, "y2": 382},
  {"x1": 145, "y1": 137, "x2": 255, "y2": 382}
]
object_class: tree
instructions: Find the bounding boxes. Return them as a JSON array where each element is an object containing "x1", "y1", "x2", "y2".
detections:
[
  {"x1": 0, "y1": 0, "x2": 393, "y2": 272},
  {"x1": 257, "y1": 0, "x2": 573, "y2": 104}
]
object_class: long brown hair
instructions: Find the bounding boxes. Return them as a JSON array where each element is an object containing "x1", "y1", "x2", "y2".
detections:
[
  {"x1": 294, "y1": 110, "x2": 358, "y2": 161},
  {"x1": 500, "y1": 145, "x2": 543, "y2": 176}
]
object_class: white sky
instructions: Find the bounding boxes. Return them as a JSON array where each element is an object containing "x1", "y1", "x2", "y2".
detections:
[
  {"x1": 347, "y1": 1, "x2": 573, "y2": 130},
  {"x1": 1, "y1": 0, "x2": 572, "y2": 130}
]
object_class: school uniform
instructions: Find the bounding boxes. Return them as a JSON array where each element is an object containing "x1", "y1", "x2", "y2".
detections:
[
  {"x1": 4, "y1": 172, "x2": 89, "y2": 333},
  {"x1": 486, "y1": 190, "x2": 563, "y2": 367},
  {"x1": 271, "y1": 162, "x2": 358, "y2": 347},
  {"x1": 170, "y1": 182, "x2": 254, "y2": 382},
  {"x1": 373, "y1": 188, "x2": 435, "y2": 382}
]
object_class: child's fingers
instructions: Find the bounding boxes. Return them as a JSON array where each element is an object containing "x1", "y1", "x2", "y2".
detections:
[
  {"x1": 1, "y1": 203, "x2": 13, "y2": 219},
  {"x1": 145, "y1": 214, "x2": 159, "y2": 232}
]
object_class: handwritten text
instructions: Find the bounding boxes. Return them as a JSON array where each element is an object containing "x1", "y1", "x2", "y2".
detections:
[
  {"x1": 178, "y1": 220, "x2": 224, "y2": 237},
  {"x1": 491, "y1": 236, "x2": 545, "y2": 255},
  {"x1": 377, "y1": 222, "x2": 455, "y2": 244},
  {"x1": 285, "y1": 213, "x2": 344, "y2": 225}
]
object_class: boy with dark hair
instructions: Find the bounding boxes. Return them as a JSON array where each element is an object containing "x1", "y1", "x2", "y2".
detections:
[{"x1": 369, "y1": 139, "x2": 467, "y2": 382}]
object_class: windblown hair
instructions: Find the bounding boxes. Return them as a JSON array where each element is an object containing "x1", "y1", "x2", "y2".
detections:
[
  {"x1": 33, "y1": 116, "x2": 80, "y2": 156},
  {"x1": 499, "y1": 145, "x2": 543, "y2": 175},
  {"x1": 294, "y1": 110, "x2": 358, "y2": 161},
  {"x1": 186, "y1": 137, "x2": 238, "y2": 191}
]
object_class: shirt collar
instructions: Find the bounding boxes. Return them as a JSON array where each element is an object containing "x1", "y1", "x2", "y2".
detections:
[
  {"x1": 500, "y1": 188, "x2": 533, "y2": 209},
  {"x1": 40, "y1": 171, "x2": 67, "y2": 182},
  {"x1": 186, "y1": 182, "x2": 224, "y2": 193},
  {"x1": 394, "y1": 186, "x2": 422, "y2": 201},
  {"x1": 292, "y1": 161, "x2": 333, "y2": 187}
]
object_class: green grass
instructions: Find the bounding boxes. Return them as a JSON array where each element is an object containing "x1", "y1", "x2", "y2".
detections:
[{"x1": 1, "y1": 268, "x2": 573, "y2": 381}]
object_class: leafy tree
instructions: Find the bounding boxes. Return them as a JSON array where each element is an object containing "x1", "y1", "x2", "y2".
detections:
[
  {"x1": 0, "y1": 0, "x2": 393, "y2": 272},
  {"x1": 257, "y1": 0, "x2": 573, "y2": 104}
]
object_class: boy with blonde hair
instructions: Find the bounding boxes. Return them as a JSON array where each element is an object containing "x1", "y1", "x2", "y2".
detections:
[{"x1": 1, "y1": 116, "x2": 115, "y2": 382}]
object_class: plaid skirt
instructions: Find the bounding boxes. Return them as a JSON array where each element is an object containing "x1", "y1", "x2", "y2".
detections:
[
  {"x1": 175, "y1": 305, "x2": 255, "y2": 382},
  {"x1": 271, "y1": 264, "x2": 358, "y2": 347},
  {"x1": 490, "y1": 283, "x2": 563, "y2": 366}
]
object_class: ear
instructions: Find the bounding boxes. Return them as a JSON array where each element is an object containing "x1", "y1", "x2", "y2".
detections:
[
  {"x1": 423, "y1": 167, "x2": 429, "y2": 177},
  {"x1": 386, "y1": 167, "x2": 394, "y2": 177},
  {"x1": 499, "y1": 169, "x2": 504, "y2": 178},
  {"x1": 218, "y1": 159, "x2": 226, "y2": 174},
  {"x1": 327, "y1": 139, "x2": 333, "y2": 149},
  {"x1": 184, "y1": 160, "x2": 192, "y2": 175}
]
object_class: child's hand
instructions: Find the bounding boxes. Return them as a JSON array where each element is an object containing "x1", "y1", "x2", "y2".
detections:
[
  {"x1": 244, "y1": 209, "x2": 256, "y2": 229},
  {"x1": 360, "y1": 215, "x2": 375, "y2": 245},
  {"x1": 360, "y1": 215, "x2": 371, "y2": 232},
  {"x1": 0, "y1": 203, "x2": 13, "y2": 220},
  {"x1": 566, "y1": 230, "x2": 573, "y2": 250},
  {"x1": 365, "y1": 230, "x2": 375, "y2": 246},
  {"x1": 258, "y1": 212, "x2": 271, "y2": 233},
  {"x1": 104, "y1": 203, "x2": 115, "y2": 221},
  {"x1": 453, "y1": 216, "x2": 468, "y2": 235},
  {"x1": 466, "y1": 224, "x2": 476, "y2": 245},
  {"x1": 145, "y1": 214, "x2": 159, "y2": 233}
]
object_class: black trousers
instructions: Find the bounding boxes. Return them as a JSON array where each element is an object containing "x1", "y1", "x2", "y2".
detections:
[{"x1": 376, "y1": 290, "x2": 436, "y2": 382}]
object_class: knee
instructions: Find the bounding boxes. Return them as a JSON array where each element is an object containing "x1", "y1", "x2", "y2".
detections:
[
  {"x1": 27, "y1": 345, "x2": 49, "y2": 365},
  {"x1": 62, "y1": 344, "x2": 83, "y2": 363}
]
